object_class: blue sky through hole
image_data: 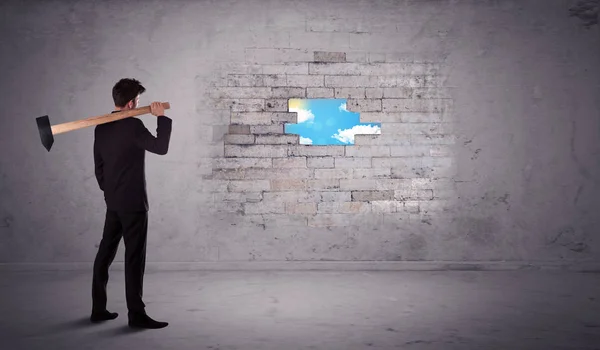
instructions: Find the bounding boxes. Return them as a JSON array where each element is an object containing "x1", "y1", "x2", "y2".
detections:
[{"x1": 284, "y1": 99, "x2": 381, "y2": 145}]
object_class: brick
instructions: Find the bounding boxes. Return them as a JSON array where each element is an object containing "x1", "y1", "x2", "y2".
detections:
[
  {"x1": 263, "y1": 191, "x2": 317, "y2": 202},
  {"x1": 389, "y1": 145, "x2": 431, "y2": 157},
  {"x1": 395, "y1": 189, "x2": 434, "y2": 200},
  {"x1": 346, "y1": 99, "x2": 382, "y2": 112},
  {"x1": 383, "y1": 88, "x2": 413, "y2": 98},
  {"x1": 244, "y1": 201, "x2": 286, "y2": 214},
  {"x1": 314, "y1": 51, "x2": 346, "y2": 62},
  {"x1": 228, "y1": 180, "x2": 270, "y2": 192},
  {"x1": 353, "y1": 168, "x2": 391, "y2": 178},
  {"x1": 256, "y1": 134, "x2": 299, "y2": 144},
  {"x1": 354, "y1": 135, "x2": 385, "y2": 146},
  {"x1": 213, "y1": 168, "x2": 311, "y2": 180},
  {"x1": 372, "y1": 158, "x2": 421, "y2": 170},
  {"x1": 289, "y1": 146, "x2": 345, "y2": 157},
  {"x1": 273, "y1": 157, "x2": 307, "y2": 168},
  {"x1": 286, "y1": 75, "x2": 324, "y2": 87},
  {"x1": 307, "y1": 179, "x2": 340, "y2": 190},
  {"x1": 271, "y1": 87, "x2": 306, "y2": 98},
  {"x1": 307, "y1": 88, "x2": 334, "y2": 98},
  {"x1": 334, "y1": 88, "x2": 366, "y2": 99},
  {"x1": 307, "y1": 156, "x2": 334, "y2": 168},
  {"x1": 344, "y1": 146, "x2": 390, "y2": 157},
  {"x1": 345, "y1": 51, "x2": 368, "y2": 63},
  {"x1": 228, "y1": 124, "x2": 250, "y2": 134},
  {"x1": 265, "y1": 99, "x2": 289, "y2": 111},
  {"x1": 324, "y1": 75, "x2": 371, "y2": 87},
  {"x1": 224, "y1": 134, "x2": 255, "y2": 144},
  {"x1": 249, "y1": 168, "x2": 310, "y2": 179},
  {"x1": 227, "y1": 75, "x2": 264, "y2": 87},
  {"x1": 262, "y1": 74, "x2": 288, "y2": 86},
  {"x1": 321, "y1": 191, "x2": 352, "y2": 202},
  {"x1": 317, "y1": 202, "x2": 370, "y2": 214},
  {"x1": 250, "y1": 125, "x2": 285, "y2": 134},
  {"x1": 351, "y1": 190, "x2": 394, "y2": 201},
  {"x1": 212, "y1": 157, "x2": 272, "y2": 169},
  {"x1": 334, "y1": 157, "x2": 372, "y2": 168},
  {"x1": 230, "y1": 99, "x2": 265, "y2": 112},
  {"x1": 411, "y1": 134, "x2": 456, "y2": 145},
  {"x1": 371, "y1": 201, "x2": 398, "y2": 213},
  {"x1": 271, "y1": 179, "x2": 306, "y2": 191},
  {"x1": 286, "y1": 202, "x2": 317, "y2": 215},
  {"x1": 339, "y1": 179, "x2": 412, "y2": 191},
  {"x1": 262, "y1": 63, "x2": 309, "y2": 75},
  {"x1": 314, "y1": 168, "x2": 353, "y2": 179},
  {"x1": 209, "y1": 87, "x2": 271, "y2": 99},
  {"x1": 309, "y1": 62, "x2": 436, "y2": 76},
  {"x1": 365, "y1": 88, "x2": 384, "y2": 98},
  {"x1": 390, "y1": 166, "x2": 428, "y2": 179},
  {"x1": 231, "y1": 112, "x2": 297, "y2": 125},
  {"x1": 224, "y1": 145, "x2": 287, "y2": 158},
  {"x1": 397, "y1": 76, "x2": 426, "y2": 88},
  {"x1": 382, "y1": 99, "x2": 446, "y2": 113},
  {"x1": 360, "y1": 112, "x2": 444, "y2": 123}
]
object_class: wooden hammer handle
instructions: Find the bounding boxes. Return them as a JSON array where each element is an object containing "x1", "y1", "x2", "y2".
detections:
[{"x1": 51, "y1": 102, "x2": 171, "y2": 135}]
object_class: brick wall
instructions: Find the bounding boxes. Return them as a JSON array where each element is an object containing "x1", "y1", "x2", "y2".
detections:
[{"x1": 202, "y1": 50, "x2": 457, "y2": 235}]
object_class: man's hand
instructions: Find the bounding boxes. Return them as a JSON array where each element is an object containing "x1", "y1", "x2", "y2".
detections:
[{"x1": 150, "y1": 102, "x2": 165, "y2": 117}]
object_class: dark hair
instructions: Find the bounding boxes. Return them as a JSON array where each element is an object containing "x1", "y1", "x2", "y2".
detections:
[{"x1": 112, "y1": 78, "x2": 146, "y2": 107}]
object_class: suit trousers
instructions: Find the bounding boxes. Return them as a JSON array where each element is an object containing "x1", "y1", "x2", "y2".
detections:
[{"x1": 92, "y1": 209, "x2": 148, "y2": 315}]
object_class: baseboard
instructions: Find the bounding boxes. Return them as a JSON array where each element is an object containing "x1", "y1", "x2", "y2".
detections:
[{"x1": 0, "y1": 261, "x2": 599, "y2": 272}]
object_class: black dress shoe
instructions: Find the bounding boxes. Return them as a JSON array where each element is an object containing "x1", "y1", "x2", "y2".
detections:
[
  {"x1": 128, "y1": 313, "x2": 169, "y2": 329},
  {"x1": 90, "y1": 310, "x2": 118, "y2": 323}
]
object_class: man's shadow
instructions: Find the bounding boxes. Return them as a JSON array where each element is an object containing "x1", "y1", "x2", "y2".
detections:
[{"x1": 35, "y1": 316, "x2": 146, "y2": 337}]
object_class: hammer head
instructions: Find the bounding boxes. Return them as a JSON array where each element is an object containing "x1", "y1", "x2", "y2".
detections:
[{"x1": 36, "y1": 115, "x2": 54, "y2": 152}]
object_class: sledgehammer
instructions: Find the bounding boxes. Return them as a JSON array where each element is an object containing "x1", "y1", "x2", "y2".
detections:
[{"x1": 36, "y1": 102, "x2": 170, "y2": 152}]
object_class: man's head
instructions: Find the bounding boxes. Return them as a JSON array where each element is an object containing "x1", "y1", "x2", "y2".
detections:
[{"x1": 112, "y1": 78, "x2": 146, "y2": 110}]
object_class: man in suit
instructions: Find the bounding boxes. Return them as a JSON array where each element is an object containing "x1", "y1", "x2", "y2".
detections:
[{"x1": 90, "y1": 78, "x2": 172, "y2": 329}]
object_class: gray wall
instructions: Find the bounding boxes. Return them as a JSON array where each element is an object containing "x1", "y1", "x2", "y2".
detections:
[{"x1": 0, "y1": 0, "x2": 598, "y2": 263}]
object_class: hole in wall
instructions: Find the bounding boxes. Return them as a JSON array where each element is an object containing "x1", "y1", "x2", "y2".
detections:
[{"x1": 284, "y1": 99, "x2": 381, "y2": 145}]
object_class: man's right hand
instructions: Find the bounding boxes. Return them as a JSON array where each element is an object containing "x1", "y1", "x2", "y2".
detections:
[{"x1": 150, "y1": 102, "x2": 165, "y2": 117}]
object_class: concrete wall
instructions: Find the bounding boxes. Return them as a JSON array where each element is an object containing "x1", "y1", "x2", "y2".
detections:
[{"x1": 0, "y1": 0, "x2": 598, "y2": 264}]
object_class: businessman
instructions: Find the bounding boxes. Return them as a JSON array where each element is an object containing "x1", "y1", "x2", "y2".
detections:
[{"x1": 91, "y1": 78, "x2": 172, "y2": 329}]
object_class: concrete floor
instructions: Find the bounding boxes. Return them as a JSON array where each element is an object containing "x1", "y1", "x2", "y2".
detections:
[{"x1": 0, "y1": 269, "x2": 599, "y2": 350}]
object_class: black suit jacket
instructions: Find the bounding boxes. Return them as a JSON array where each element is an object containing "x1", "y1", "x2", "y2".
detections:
[{"x1": 94, "y1": 111, "x2": 172, "y2": 212}]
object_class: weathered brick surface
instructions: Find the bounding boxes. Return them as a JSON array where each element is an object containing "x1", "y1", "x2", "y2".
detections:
[
  {"x1": 314, "y1": 51, "x2": 346, "y2": 62},
  {"x1": 307, "y1": 87, "x2": 334, "y2": 98},
  {"x1": 205, "y1": 53, "x2": 456, "y2": 234},
  {"x1": 255, "y1": 134, "x2": 299, "y2": 144},
  {"x1": 307, "y1": 157, "x2": 334, "y2": 168},
  {"x1": 273, "y1": 157, "x2": 307, "y2": 168}
]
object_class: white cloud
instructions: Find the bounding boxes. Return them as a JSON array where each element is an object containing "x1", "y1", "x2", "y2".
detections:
[
  {"x1": 289, "y1": 107, "x2": 315, "y2": 123},
  {"x1": 339, "y1": 103, "x2": 348, "y2": 112},
  {"x1": 299, "y1": 136, "x2": 313, "y2": 145},
  {"x1": 331, "y1": 124, "x2": 381, "y2": 144}
]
